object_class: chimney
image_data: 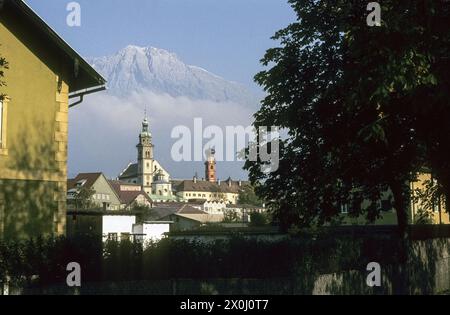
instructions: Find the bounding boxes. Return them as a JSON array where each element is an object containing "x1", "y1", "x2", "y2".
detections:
[
  {"x1": 193, "y1": 176, "x2": 197, "y2": 184},
  {"x1": 218, "y1": 179, "x2": 221, "y2": 185},
  {"x1": 239, "y1": 180, "x2": 242, "y2": 187}
]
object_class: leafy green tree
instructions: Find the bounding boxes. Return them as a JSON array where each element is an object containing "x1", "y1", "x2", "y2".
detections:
[
  {"x1": 222, "y1": 209, "x2": 240, "y2": 223},
  {"x1": 245, "y1": 0, "x2": 450, "y2": 238},
  {"x1": 238, "y1": 185, "x2": 264, "y2": 207},
  {"x1": 69, "y1": 187, "x2": 95, "y2": 210},
  {"x1": 130, "y1": 203, "x2": 152, "y2": 212}
]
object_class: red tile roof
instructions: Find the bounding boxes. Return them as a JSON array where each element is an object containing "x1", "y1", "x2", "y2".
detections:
[{"x1": 67, "y1": 173, "x2": 103, "y2": 190}]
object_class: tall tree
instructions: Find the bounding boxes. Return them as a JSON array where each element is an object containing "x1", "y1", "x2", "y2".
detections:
[
  {"x1": 245, "y1": 0, "x2": 449, "y2": 237},
  {"x1": 238, "y1": 185, "x2": 264, "y2": 207}
]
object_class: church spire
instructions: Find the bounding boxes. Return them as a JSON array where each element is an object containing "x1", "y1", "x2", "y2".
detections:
[
  {"x1": 141, "y1": 107, "x2": 150, "y2": 135},
  {"x1": 205, "y1": 148, "x2": 217, "y2": 183},
  {"x1": 137, "y1": 107, "x2": 154, "y2": 194}
]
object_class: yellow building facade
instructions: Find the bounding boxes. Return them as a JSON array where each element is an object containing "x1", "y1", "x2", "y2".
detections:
[
  {"x1": 410, "y1": 173, "x2": 450, "y2": 225},
  {"x1": 343, "y1": 173, "x2": 450, "y2": 226},
  {"x1": 0, "y1": 0, "x2": 105, "y2": 239}
]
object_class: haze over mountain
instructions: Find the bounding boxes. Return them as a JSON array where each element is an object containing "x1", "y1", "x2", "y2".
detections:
[
  {"x1": 88, "y1": 45, "x2": 259, "y2": 107},
  {"x1": 70, "y1": 45, "x2": 259, "y2": 180}
]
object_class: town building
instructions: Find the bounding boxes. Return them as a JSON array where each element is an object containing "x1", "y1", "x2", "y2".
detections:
[
  {"x1": 173, "y1": 176, "x2": 250, "y2": 205},
  {"x1": 132, "y1": 221, "x2": 172, "y2": 244},
  {"x1": 173, "y1": 149, "x2": 251, "y2": 204},
  {"x1": 118, "y1": 117, "x2": 172, "y2": 199},
  {"x1": 108, "y1": 180, "x2": 152, "y2": 210},
  {"x1": 0, "y1": 0, "x2": 105, "y2": 239},
  {"x1": 158, "y1": 205, "x2": 222, "y2": 232},
  {"x1": 339, "y1": 172, "x2": 450, "y2": 225},
  {"x1": 67, "y1": 210, "x2": 172, "y2": 246},
  {"x1": 67, "y1": 173, "x2": 152, "y2": 211}
]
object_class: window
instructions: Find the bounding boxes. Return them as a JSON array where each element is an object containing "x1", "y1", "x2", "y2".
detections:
[
  {"x1": 108, "y1": 233, "x2": 118, "y2": 241},
  {"x1": 340, "y1": 204, "x2": 349, "y2": 214},
  {"x1": 432, "y1": 179, "x2": 440, "y2": 213},
  {"x1": 433, "y1": 198, "x2": 440, "y2": 213},
  {"x1": 76, "y1": 179, "x2": 87, "y2": 188}
]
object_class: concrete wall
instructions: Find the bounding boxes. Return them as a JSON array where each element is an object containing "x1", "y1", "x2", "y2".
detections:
[{"x1": 311, "y1": 238, "x2": 450, "y2": 295}]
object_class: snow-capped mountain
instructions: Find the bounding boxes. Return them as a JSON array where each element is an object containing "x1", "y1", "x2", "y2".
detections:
[{"x1": 88, "y1": 45, "x2": 258, "y2": 106}]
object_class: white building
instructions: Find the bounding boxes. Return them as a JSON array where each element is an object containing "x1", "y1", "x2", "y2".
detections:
[
  {"x1": 203, "y1": 200, "x2": 228, "y2": 214},
  {"x1": 102, "y1": 215, "x2": 136, "y2": 242},
  {"x1": 132, "y1": 221, "x2": 172, "y2": 245},
  {"x1": 118, "y1": 117, "x2": 171, "y2": 197}
]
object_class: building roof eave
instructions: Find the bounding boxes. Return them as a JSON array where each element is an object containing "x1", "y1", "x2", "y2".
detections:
[{"x1": 7, "y1": 0, "x2": 106, "y2": 93}]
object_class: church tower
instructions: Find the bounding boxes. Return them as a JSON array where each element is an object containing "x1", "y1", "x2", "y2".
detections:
[
  {"x1": 205, "y1": 148, "x2": 216, "y2": 183},
  {"x1": 137, "y1": 117, "x2": 154, "y2": 195}
]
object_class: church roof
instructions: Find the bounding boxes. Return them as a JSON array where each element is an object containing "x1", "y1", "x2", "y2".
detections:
[
  {"x1": 108, "y1": 180, "x2": 141, "y2": 190},
  {"x1": 174, "y1": 179, "x2": 251, "y2": 194},
  {"x1": 118, "y1": 163, "x2": 138, "y2": 179}
]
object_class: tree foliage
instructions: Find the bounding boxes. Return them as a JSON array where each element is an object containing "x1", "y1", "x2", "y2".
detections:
[
  {"x1": 238, "y1": 185, "x2": 264, "y2": 207},
  {"x1": 222, "y1": 209, "x2": 240, "y2": 223},
  {"x1": 69, "y1": 187, "x2": 96, "y2": 210},
  {"x1": 249, "y1": 212, "x2": 269, "y2": 227},
  {"x1": 245, "y1": 0, "x2": 450, "y2": 235}
]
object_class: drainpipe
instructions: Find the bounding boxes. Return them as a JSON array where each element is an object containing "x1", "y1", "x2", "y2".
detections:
[{"x1": 69, "y1": 85, "x2": 106, "y2": 108}]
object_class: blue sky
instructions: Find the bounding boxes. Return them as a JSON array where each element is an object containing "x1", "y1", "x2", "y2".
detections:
[
  {"x1": 24, "y1": 0, "x2": 297, "y2": 180},
  {"x1": 26, "y1": 0, "x2": 296, "y2": 92}
]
